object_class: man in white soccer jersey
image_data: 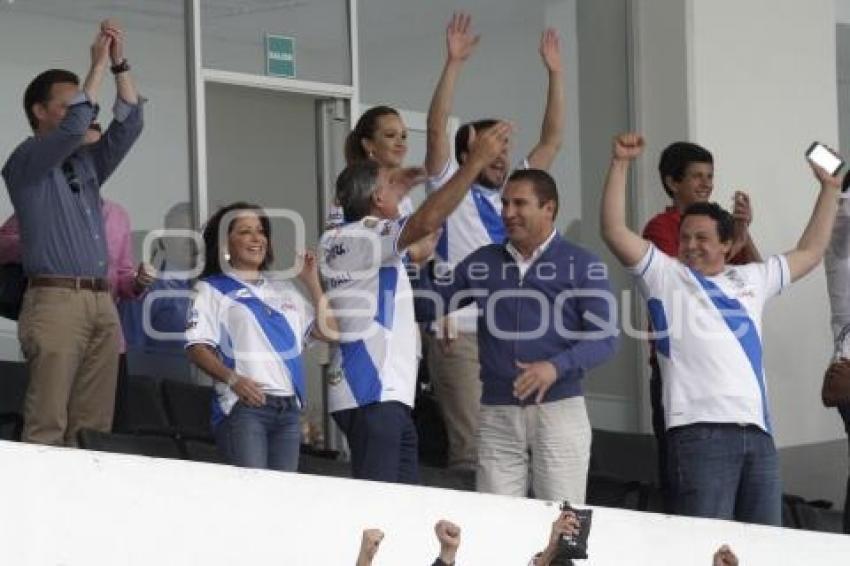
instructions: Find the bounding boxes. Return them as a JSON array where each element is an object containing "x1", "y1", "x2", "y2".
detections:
[
  {"x1": 600, "y1": 132, "x2": 842, "y2": 525},
  {"x1": 422, "y1": 11, "x2": 566, "y2": 471},
  {"x1": 320, "y1": 122, "x2": 511, "y2": 483}
]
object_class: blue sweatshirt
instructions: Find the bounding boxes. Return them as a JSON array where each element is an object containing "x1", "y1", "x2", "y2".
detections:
[{"x1": 413, "y1": 233, "x2": 618, "y2": 405}]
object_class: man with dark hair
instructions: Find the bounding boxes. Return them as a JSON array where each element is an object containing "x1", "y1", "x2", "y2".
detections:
[
  {"x1": 319, "y1": 122, "x2": 510, "y2": 483},
  {"x1": 414, "y1": 168, "x2": 617, "y2": 502},
  {"x1": 642, "y1": 140, "x2": 759, "y2": 508},
  {"x1": 421, "y1": 11, "x2": 566, "y2": 472},
  {"x1": 601, "y1": 133, "x2": 842, "y2": 525},
  {"x1": 2, "y1": 19, "x2": 144, "y2": 446}
]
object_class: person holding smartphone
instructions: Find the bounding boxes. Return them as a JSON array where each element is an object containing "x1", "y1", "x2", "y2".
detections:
[{"x1": 600, "y1": 132, "x2": 842, "y2": 525}]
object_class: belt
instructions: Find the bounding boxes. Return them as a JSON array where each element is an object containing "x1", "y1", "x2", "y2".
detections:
[
  {"x1": 29, "y1": 276, "x2": 109, "y2": 292},
  {"x1": 264, "y1": 395, "x2": 298, "y2": 410}
]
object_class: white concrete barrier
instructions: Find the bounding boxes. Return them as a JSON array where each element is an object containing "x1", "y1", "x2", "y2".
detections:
[{"x1": 0, "y1": 441, "x2": 847, "y2": 565}]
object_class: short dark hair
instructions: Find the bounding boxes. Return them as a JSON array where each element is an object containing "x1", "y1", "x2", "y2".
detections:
[
  {"x1": 658, "y1": 142, "x2": 713, "y2": 198},
  {"x1": 24, "y1": 69, "x2": 79, "y2": 130},
  {"x1": 455, "y1": 118, "x2": 499, "y2": 164},
  {"x1": 344, "y1": 105, "x2": 401, "y2": 165},
  {"x1": 336, "y1": 160, "x2": 380, "y2": 223},
  {"x1": 681, "y1": 202, "x2": 734, "y2": 243},
  {"x1": 200, "y1": 202, "x2": 273, "y2": 278},
  {"x1": 842, "y1": 169, "x2": 850, "y2": 192},
  {"x1": 507, "y1": 168, "x2": 559, "y2": 219}
]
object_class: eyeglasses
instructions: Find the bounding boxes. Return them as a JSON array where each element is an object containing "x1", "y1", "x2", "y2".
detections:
[{"x1": 61, "y1": 160, "x2": 81, "y2": 193}]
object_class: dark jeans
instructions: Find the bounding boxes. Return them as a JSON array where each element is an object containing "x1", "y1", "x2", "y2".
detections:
[
  {"x1": 333, "y1": 401, "x2": 419, "y2": 484},
  {"x1": 215, "y1": 396, "x2": 301, "y2": 472},
  {"x1": 667, "y1": 423, "x2": 782, "y2": 526},
  {"x1": 649, "y1": 358, "x2": 671, "y2": 510}
]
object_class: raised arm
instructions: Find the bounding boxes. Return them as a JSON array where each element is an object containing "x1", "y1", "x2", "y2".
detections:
[
  {"x1": 600, "y1": 133, "x2": 650, "y2": 267},
  {"x1": 785, "y1": 162, "x2": 842, "y2": 282},
  {"x1": 425, "y1": 11, "x2": 479, "y2": 176},
  {"x1": 102, "y1": 19, "x2": 139, "y2": 105},
  {"x1": 526, "y1": 28, "x2": 565, "y2": 170},
  {"x1": 297, "y1": 250, "x2": 339, "y2": 342},
  {"x1": 2, "y1": 32, "x2": 109, "y2": 190},
  {"x1": 399, "y1": 122, "x2": 510, "y2": 250},
  {"x1": 89, "y1": 19, "x2": 144, "y2": 185},
  {"x1": 727, "y1": 191, "x2": 762, "y2": 263}
]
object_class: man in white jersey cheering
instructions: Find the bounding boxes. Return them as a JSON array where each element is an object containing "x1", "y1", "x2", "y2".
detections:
[
  {"x1": 600, "y1": 133, "x2": 842, "y2": 525},
  {"x1": 422, "y1": 11, "x2": 566, "y2": 471},
  {"x1": 320, "y1": 122, "x2": 511, "y2": 483}
]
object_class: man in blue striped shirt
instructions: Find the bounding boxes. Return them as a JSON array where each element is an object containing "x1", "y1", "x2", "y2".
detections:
[{"x1": 2, "y1": 20, "x2": 144, "y2": 446}]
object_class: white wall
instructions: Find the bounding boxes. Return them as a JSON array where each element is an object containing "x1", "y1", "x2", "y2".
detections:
[
  {"x1": 575, "y1": 0, "x2": 639, "y2": 429},
  {"x1": 836, "y1": 0, "x2": 850, "y2": 24},
  {"x1": 688, "y1": 0, "x2": 841, "y2": 448},
  {"x1": 2, "y1": 442, "x2": 849, "y2": 565}
]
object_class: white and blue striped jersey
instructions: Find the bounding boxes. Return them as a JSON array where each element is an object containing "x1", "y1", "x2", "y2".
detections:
[
  {"x1": 319, "y1": 216, "x2": 419, "y2": 412},
  {"x1": 426, "y1": 159, "x2": 528, "y2": 333},
  {"x1": 185, "y1": 274, "x2": 314, "y2": 418},
  {"x1": 631, "y1": 244, "x2": 791, "y2": 433}
]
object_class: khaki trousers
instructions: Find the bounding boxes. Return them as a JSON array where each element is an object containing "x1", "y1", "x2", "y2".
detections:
[
  {"x1": 426, "y1": 332, "x2": 482, "y2": 470},
  {"x1": 18, "y1": 286, "x2": 120, "y2": 447},
  {"x1": 477, "y1": 396, "x2": 591, "y2": 503}
]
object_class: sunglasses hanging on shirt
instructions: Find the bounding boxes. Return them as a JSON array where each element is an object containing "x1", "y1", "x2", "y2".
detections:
[{"x1": 61, "y1": 160, "x2": 81, "y2": 193}]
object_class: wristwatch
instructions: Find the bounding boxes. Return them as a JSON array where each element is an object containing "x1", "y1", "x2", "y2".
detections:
[{"x1": 110, "y1": 58, "x2": 131, "y2": 75}]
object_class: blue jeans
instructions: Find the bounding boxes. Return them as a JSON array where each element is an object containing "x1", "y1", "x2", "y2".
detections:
[
  {"x1": 667, "y1": 423, "x2": 781, "y2": 526},
  {"x1": 215, "y1": 396, "x2": 301, "y2": 472},
  {"x1": 333, "y1": 401, "x2": 419, "y2": 484}
]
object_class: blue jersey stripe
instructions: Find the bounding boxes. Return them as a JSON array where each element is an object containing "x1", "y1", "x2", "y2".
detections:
[
  {"x1": 690, "y1": 269, "x2": 772, "y2": 433},
  {"x1": 339, "y1": 340, "x2": 383, "y2": 406},
  {"x1": 472, "y1": 185, "x2": 506, "y2": 245},
  {"x1": 375, "y1": 266, "x2": 398, "y2": 329},
  {"x1": 205, "y1": 275, "x2": 307, "y2": 407},
  {"x1": 647, "y1": 298, "x2": 670, "y2": 357}
]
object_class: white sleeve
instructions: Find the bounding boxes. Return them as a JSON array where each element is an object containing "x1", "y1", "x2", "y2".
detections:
[
  {"x1": 322, "y1": 217, "x2": 407, "y2": 276},
  {"x1": 426, "y1": 160, "x2": 457, "y2": 193},
  {"x1": 759, "y1": 254, "x2": 792, "y2": 299},
  {"x1": 628, "y1": 243, "x2": 674, "y2": 296},
  {"x1": 184, "y1": 281, "x2": 221, "y2": 348}
]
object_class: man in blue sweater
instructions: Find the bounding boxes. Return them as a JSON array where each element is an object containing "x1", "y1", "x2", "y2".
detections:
[{"x1": 414, "y1": 168, "x2": 618, "y2": 502}]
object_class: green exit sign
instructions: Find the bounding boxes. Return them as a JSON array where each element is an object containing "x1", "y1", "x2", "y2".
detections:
[{"x1": 266, "y1": 34, "x2": 296, "y2": 78}]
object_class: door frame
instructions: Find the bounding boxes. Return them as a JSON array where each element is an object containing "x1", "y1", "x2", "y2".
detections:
[{"x1": 187, "y1": 0, "x2": 359, "y2": 226}]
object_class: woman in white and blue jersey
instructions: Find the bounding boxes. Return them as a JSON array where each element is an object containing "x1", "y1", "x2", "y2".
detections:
[{"x1": 186, "y1": 202, "x2": 334, "y2": 471}]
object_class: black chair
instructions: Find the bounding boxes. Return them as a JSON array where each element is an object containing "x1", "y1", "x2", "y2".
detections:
[
  {"x1": 783, "y1": 494, "x2": 845, "y2": 533},
  {"x1": 78, "y1": 428, "x2": 182, "y2": 459},
  {"x1": 298, "y1": 449, "x2": 350, "y2": 478},
  {"x1": 181, "y1": 438, "x2": 226, "y2": 464},
  {"x1": 419, "y1": 465, "x2": 476, "y2": 492},
  {"x1": 587, "y1": 473, "x2": 649, "y2": 510},
  {"x1": 590, "y1": 428, "x2": 659, "y2": 486},
  {"x1": 112, "y1": 374, "x2": 172, "y2": 435},
  {"x1": 0, "y1": 412, "x2": 23, "y2": 441},
  {"x1": 0, "y1": 360, "x2": 28, "y2": 415},
  {"x1": 161, "y1": 379, "x2": 215, "y2": 442}
]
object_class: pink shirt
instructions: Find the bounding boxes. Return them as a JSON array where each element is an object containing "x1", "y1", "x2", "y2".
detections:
[{"x1": 0, "y1": 199, "x2": 142, "y2": 352}]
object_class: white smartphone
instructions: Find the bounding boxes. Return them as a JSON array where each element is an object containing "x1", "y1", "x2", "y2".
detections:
[{"x1": 806, "y1": 142, "x2": 845, "y2": 176}]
